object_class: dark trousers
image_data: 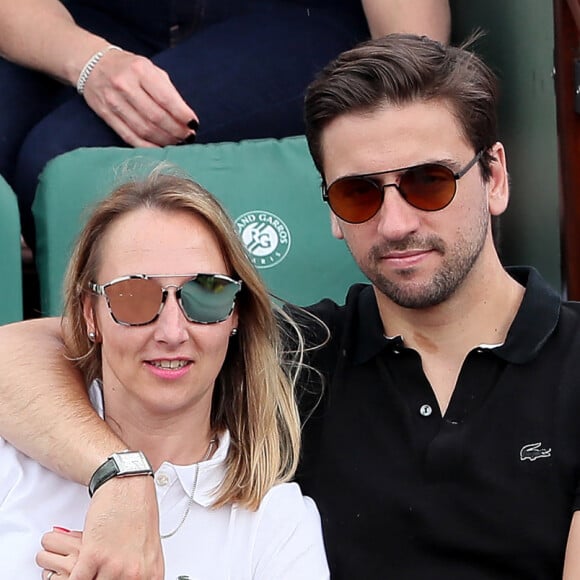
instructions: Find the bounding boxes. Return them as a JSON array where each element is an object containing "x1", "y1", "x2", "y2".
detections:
[{"x1": 0, "y1": 0, "x2": 368, "y2": 245}]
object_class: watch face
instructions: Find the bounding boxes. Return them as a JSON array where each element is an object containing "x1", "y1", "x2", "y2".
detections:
[{"x1": 113, "y1": 451, "x2": 151, "y2": 473}]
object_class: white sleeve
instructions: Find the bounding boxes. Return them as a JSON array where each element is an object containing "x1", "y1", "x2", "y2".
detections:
[
  {"x1": 0, "y1": 436, "x2": 23, "y2": 506},
  {"x1": 251, "y1": 482, "x2": 330, "y2": 580}
]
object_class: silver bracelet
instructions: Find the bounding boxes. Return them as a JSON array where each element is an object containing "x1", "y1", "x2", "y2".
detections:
[{"x1": 76, "y1": 45, "x2": 122, "y2": 95}]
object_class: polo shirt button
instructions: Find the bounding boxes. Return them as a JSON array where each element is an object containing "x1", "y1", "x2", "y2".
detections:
[
  {"x1": 155, "y1": 472, "x2": 170, "y2": 486},
  {"x1": 419, "y1": 404, "x2": 433, "y2": 417}
]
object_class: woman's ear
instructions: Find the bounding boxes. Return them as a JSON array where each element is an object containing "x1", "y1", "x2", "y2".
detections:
[
  {"x1": 230, "y1": 309, "x2": 239, "y2": 337},
  {"x1": 82, "y1": 293, "x2": 100, "y2": 342}
]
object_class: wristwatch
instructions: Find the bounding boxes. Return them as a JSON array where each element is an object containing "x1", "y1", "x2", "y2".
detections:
[{"x1": 88, "y1": 450, "x2": 154, "y2": 497}]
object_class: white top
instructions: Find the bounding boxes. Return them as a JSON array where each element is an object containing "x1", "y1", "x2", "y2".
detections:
[{"x1": 0, "y1": 384, "x2": 329, "y2": 579}]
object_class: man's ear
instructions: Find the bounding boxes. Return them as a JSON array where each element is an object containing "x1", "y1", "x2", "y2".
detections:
[
  {"x1": 486, "y1": 141, "x2": 510, "y2": 217},
  {"x1": 330, "y1": 210, "x2": 345, "y2": 240}
]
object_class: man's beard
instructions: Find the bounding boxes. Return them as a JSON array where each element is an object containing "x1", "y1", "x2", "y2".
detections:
[{"x1": 356, "y1": 214, "x2": 489, "y2": 309}]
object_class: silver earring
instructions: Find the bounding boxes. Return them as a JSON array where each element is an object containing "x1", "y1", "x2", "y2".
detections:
[
  {"x1": 88, "y1": 331, "x2": 96, "y2": 342},
  {"x1": 230, "y1": 328, "x2": 238, "y2": 337}
]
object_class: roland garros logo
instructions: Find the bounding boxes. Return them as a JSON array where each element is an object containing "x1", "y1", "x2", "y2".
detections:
[{"x1": 235, "y1": 210, "x2": 291, "y2": 269}]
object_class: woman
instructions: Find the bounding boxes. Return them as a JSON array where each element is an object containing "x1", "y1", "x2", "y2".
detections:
[
  {"x1": 0, "y1": 169, "x2": 329, "y2": 578},
  {"x1": 0, "y1": 0, "x2": 450, "y2": 246}
]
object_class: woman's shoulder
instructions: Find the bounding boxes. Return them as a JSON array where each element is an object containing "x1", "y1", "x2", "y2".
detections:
[
  {"x1": 254, "y1": 481, "x2": 323, "y2": 533},
  {"x1": 246, "y1": 482, "x2": 329, "y2": 578}
]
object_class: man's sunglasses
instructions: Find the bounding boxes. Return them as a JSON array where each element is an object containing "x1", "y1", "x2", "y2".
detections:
[
  {"x1": 323, "y1": 151, "x2": 484, "y2": 224},
  {"x1": 88, "y1": 273, "x2": 242, "y2": 326}
]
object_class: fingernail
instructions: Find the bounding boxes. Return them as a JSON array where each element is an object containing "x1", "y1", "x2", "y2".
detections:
[
  {"x1": 187, "y1": 118, "x2": 199, "y2": 131},
  {"x1": 183, "y1": 133, "x2": 197, "y2": 145},
  {"x1": 53, "y1": 526, "x2": 70, "y2": 533}
]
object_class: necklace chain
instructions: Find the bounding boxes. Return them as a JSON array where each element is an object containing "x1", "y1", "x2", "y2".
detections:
[{"x1": 160, "y1": 437, "x2": 217, "y2": 540}]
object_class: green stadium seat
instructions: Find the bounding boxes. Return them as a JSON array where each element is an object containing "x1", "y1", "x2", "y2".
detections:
[
  {"x1": 33, "y1": 136, "x2": 367, "y2": 316},
  {"x1": 0, "y1": 176, "x2": 23, "y2": 324}
]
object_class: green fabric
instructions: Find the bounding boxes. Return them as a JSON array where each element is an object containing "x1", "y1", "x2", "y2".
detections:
[
  {"x1": 33, "y1": 136, "x2": 367, "y2": 316},
  {"x1": 0, "y1": 176, "x2": 23, "y2": 324}
]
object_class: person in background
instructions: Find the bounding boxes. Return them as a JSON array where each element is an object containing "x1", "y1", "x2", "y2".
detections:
[
  {"x1": 0, "y1": 0, "x2": 450, "y2": 246},
  {"x1": 0, "y1": 170, "x2": 328, "y2": 579}
]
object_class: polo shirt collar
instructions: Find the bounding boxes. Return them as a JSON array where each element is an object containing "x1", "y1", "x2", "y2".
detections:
[
  {"x1": 352, "y1": 285, "x2": 400, "y2": 365},
  {"x1": 172, "y1": 431, "x2": 229, "y2": 508},
  {"x1": 493, "y1": 266, "x2": 560, "y2": 363},
  {"x1": 352, "y1": 266, "x2": 561, "y2": 365}
]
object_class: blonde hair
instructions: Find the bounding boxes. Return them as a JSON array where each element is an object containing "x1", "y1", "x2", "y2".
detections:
[{"x1": 62, "y1": 168, "x2": 304, "y2": 510}]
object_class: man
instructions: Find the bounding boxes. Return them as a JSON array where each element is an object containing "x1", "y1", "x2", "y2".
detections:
[{"x1": 1, "y1": 34, "x2": 580, "y2": 579}]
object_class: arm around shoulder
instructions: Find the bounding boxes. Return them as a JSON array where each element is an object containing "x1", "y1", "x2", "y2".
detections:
[{"x1": 0, "y1": 317, "x2": 125, "y2": 484}]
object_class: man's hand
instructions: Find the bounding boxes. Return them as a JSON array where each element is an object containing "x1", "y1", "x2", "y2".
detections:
[
  {"x1": 71, "y1": 476, "x2": 163, "y2": 579},
  {"x1": 83, "y1": 48, "x2": 198, "y2": 148}
]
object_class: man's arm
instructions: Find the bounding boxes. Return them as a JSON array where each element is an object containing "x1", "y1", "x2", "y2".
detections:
[
  {"x1": 0, "y1": 318, "x2": 120, "y2": 481},
  {"x1": 0, "y1": 318, "x2": 163, "y2": 579},
  {"x1": 563, "y1": 512, "x2": 580, "y2": 578},
  {"x1": 362, "y1": 0, "x2": 451, "y2": 44}
]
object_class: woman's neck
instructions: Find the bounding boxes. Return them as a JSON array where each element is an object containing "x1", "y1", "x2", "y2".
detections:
[{"x1": 101, "y1": 390, "x2": 215, "y2": 470}]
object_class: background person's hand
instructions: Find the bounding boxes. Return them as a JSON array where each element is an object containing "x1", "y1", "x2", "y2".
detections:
[
  {"x1": 82, "y1": 48, "x2": 198, "y2": 148},
  {"x1": 69, "y1": 476, "x2": 163, "y2": 579}
]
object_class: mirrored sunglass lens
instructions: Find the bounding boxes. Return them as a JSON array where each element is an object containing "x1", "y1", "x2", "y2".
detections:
[
  {"x1": 180, "y1": 275, "x2": 239, "y2": 323},
  {"x1": 328, "y1": 178, "x2": 382, "y2": 223},
  {"x1": 105, "y1": 278, "x2": 162, "y2": 324},
  {"x1": 401, "y1": 164, "x2": 455, "y2": 210}
]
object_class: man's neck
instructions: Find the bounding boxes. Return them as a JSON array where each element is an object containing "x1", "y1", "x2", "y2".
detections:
[{"x1": 375, "y1": 262, "x2": 525, "y2": 413}]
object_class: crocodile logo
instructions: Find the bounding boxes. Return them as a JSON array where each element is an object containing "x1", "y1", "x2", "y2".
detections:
[{"x1": 520, "y1": 442, "x2": 551, "y2": 462}]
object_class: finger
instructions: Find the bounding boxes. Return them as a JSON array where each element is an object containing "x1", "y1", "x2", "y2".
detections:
[
  {"x1": 82, "y1": 52, "x2": 189, "y2": 146},
  {"x1": 42, "y1": 570, "x2": 65, "y2": 580},
  {"x1": 93, "y1": 103, "x2": 163, "y2": 148},
  {"x1": 41, "y1": 529, "x2": 83, "y2": 556},
  {"x1": 106, "y1": 92, "x2": 186, "y2": 147},
  {"x1": 95, "y1": 55, "x2": 195, "y2": 144},
  {"x1": 137, "y1": 65, "x2": 197, "y2": 127},
  {"x1": 36, "y1": 549, "x2": 74, "y2": 579},
  {"x1": 121, "y1": 69, "x2": 198, "y2": 143}
]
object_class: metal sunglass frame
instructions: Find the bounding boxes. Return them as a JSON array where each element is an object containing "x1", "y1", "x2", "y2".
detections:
[
  {"x1": 88, "y1": 273, "x2": 242, "y2": 326},
  {"x1": 322, "y1": 150, "x2": 484, "y2": 224}
]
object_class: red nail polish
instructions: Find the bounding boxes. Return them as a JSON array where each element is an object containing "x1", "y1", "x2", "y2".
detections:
[{"x1": 53, "y1": 526, "x2": 70, "y2": 533}]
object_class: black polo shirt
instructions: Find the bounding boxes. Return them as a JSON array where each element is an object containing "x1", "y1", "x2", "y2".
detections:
[{"x1": 295, "y1": 267, "x2": 580, "y2": 579}]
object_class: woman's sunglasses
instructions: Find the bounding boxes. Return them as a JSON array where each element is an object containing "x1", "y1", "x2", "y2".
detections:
[
  {"x1": 323, "y1": 151, "x2": 483, "y2": 224},
  {"x1": 88, "y1": 273, "x2": 242, "y2": 326}
]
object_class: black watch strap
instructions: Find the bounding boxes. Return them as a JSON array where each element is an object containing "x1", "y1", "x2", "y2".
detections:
[{"x1": 88, "y1": 451, "x2": 154, "y2": 497}]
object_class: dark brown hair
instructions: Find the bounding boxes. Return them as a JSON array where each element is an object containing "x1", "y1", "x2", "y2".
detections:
[{"x1": 304, "y1": 33, "x2": 498, "y2": 181}]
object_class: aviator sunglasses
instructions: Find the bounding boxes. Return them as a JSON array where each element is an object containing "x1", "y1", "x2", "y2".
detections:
[
  {"x1": 323, "y1": 150, "x2": 484, "y2": 224},
  {"x1": 89, "y1": 273, "x2": 242, "y2": 326}
]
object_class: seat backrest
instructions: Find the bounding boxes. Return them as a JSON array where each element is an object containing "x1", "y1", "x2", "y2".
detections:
[
  {"x1": 0, "y1": 176, "x2": 23, "y2": 324},
  {"x1": 33, "y1": 136, "x2": 367, "y2": 316}
]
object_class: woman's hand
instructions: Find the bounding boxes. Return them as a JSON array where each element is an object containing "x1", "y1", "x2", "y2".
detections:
[
  {"x1": 37, "y1": 527, "x2": 83, "y2": 579},
  {"x1": 82, "y1": 48, "x2": 198, "y2": 148},
  {"x1": 35, "y1": 477, "x2": 163, "y2": 579}
]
